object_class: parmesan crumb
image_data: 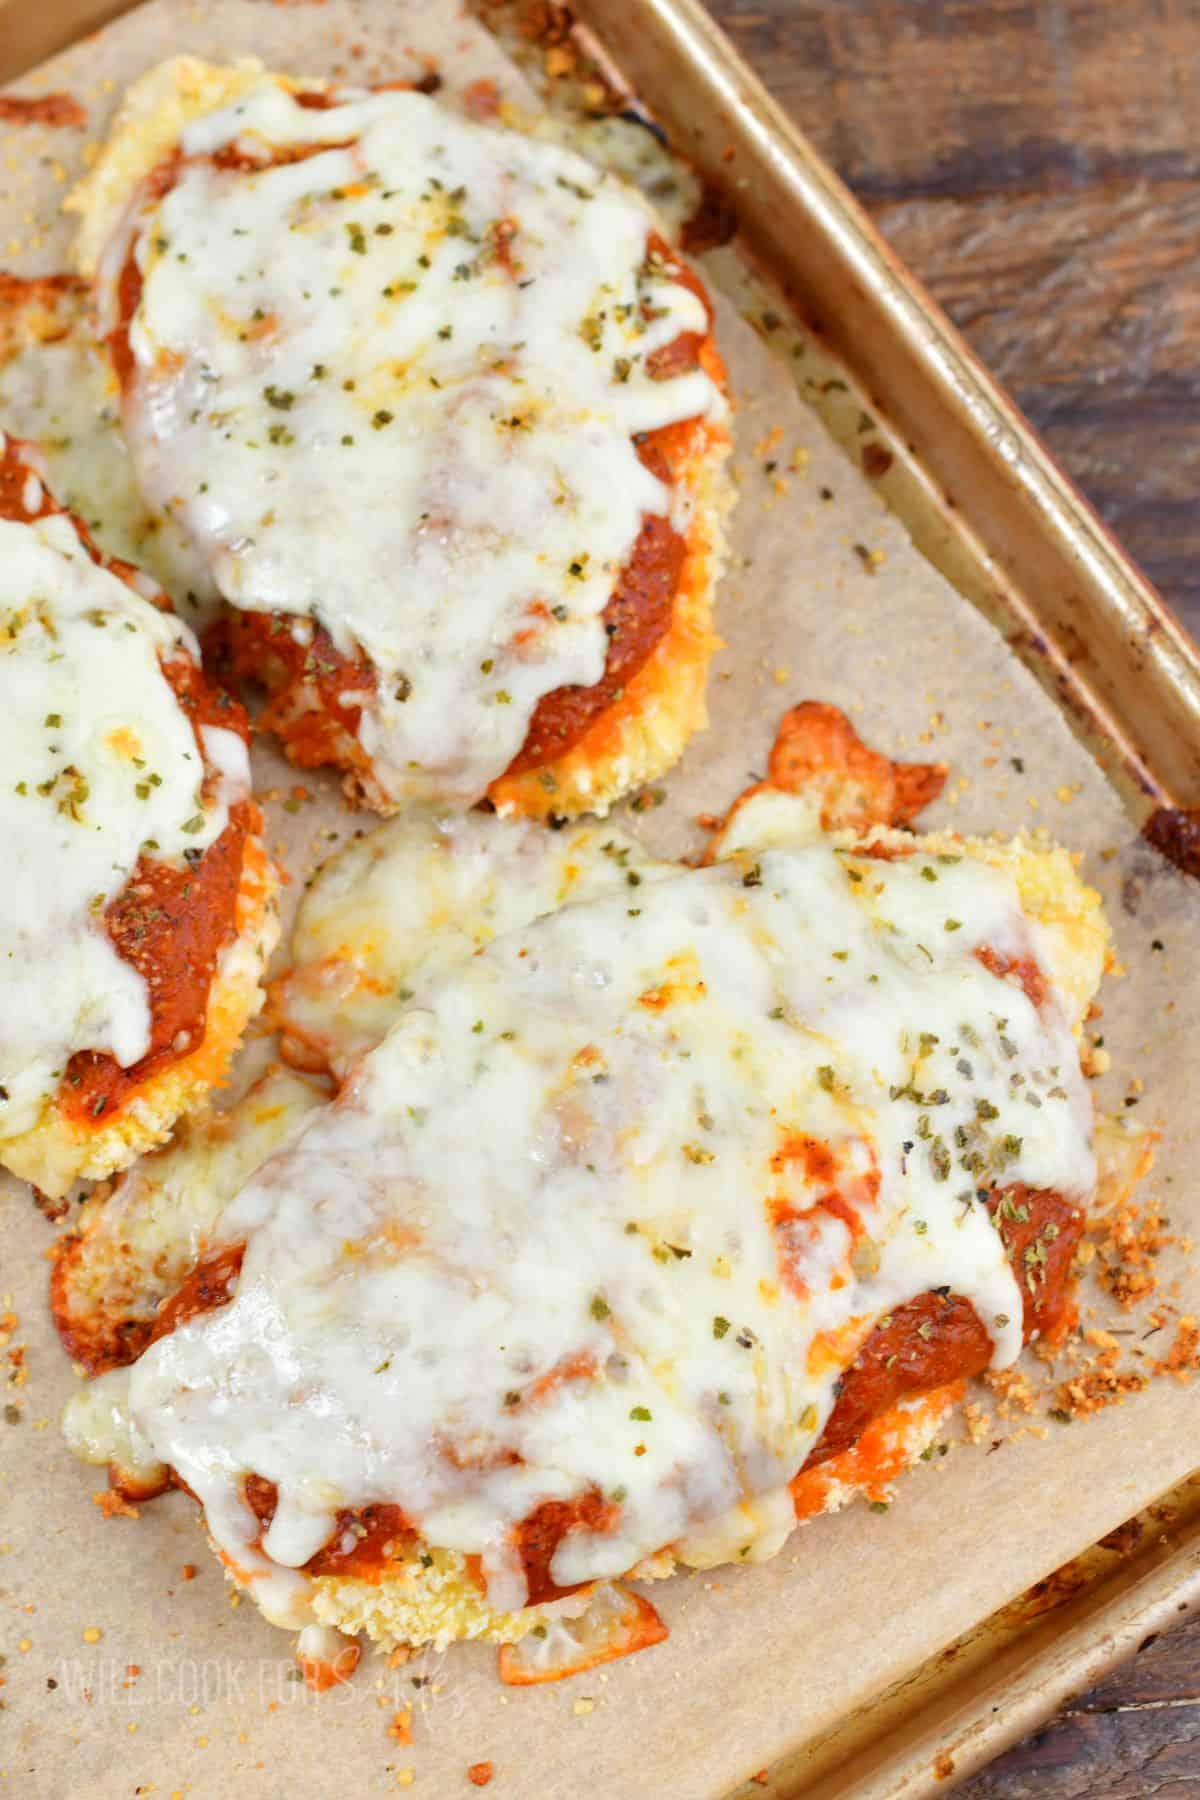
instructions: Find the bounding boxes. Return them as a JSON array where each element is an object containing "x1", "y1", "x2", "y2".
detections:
[{"x1": 93, "y1": 1485, "x2": 141, "y2": 1520}]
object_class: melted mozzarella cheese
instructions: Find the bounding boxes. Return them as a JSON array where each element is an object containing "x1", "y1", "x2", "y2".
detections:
[
  {"x1": 110, "y1": 79, "x2": 725, "y2": 804},
  {"x1": 0, "y1": 501, "x2": 239, "y2": 1138},
  {"x1": 72, "y1": 841, "x2": 1095, "y2": 1628},
  {"x1": 0, "y1": 332, "x2": 144, "y2": 565},
  {"x1": 0, "y1": 331, "x2": 209, "y2": 615},
  {"x1": 276, "y1": 809, "x2": 669, "y2": 1073},
  {"x1": 54, "y1": 1064, "x2": 326, "y2": 1395}
]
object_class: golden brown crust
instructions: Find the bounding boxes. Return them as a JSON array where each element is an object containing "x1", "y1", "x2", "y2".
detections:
[{"x1": 2, "y1": 831, "x2": 277, "y2": 1198}]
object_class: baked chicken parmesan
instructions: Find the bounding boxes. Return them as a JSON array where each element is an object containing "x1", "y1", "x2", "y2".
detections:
[
  {"x1": 60, "y1": 706, "x2": 1117, "y2": 1686},
  {"x1": 0, "y1": 433, "x2": 277, "y2": 1200},
  {"x1": 68, "y1": 57, "x2": 732, "y2": 819}
]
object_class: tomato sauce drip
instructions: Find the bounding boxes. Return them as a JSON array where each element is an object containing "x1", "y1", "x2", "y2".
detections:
[
  {"x1": 306, "y1": 1505, "x2": 415, "y2": 1577},
  {"x1": 109, "y1": 123, "x2": 716, "y2": 781},
  {"x1": 242, "y1": 1474, "x2": 416, "y2": 1577},
  {"x1": 59, "y1": 798, "x2": 252, "y2": 1123},
  {"x1": 804, "y1": 1183, "x2": 1082, "y2": 1471},
  {"x1": 805, "y1": 1291, "x2": 991, "y2": 1469},
  {"x1": 237, "y1": 1479, "x2": 617, "y2": 1600},
  {"x1": 645, "y1": 330, "x2": 705, "y2": 382},
  {"x1": 63, "y1": 650, "x2": 251, "y2": 1125},
  {"x1": 514, "y1": 1489, "x2": 620, "y2": 1606},
  {"x1": 504, "y1": 510, "x2": 686, "y2": 774},
  {"x1": 974, "y1": 944, "x2": 1049, "y2": 1010},
  {"x1": 213, "y1": 612, "x2": 375, "y2": 770},
  {"x1": 504, "y1": 237, "x2": 715, "y2": 773},
  {"x1": 237, "y1": 1461, "x2": 619, "y2": 1598},
  {"x1": 987, "y1": 1181, "x2": 1082, "y2": 1338},
  {"x1": 148, "y1": 1243, "x2": 246, "y2": 1346},
  {"x1": 108, "y1": 154, "x2": 180, "y2": 388},
  {"x1": 0, "y1": 435, "x2": 61, "y2": 524}
]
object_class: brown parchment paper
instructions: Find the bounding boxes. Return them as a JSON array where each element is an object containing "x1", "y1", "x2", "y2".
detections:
[{"x1": 1, "y1": 5, "x2": 1199, "y2": 1797}]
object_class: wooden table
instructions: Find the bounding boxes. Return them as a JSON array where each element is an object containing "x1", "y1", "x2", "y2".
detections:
[
  {"x1": 706, "y1": 0, "x2": 1200, "y2": 648},
  {"x1": 703, "y1": 1, "x2": 1200, "y2": 1791}
]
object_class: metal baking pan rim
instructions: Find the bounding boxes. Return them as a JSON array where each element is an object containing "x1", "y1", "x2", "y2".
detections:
[
  {"x1": 574, "y1": 0, "x2": 1200, "y2": 818},
  {"x1": 3, "y1": 5, "x2": 1198, "y2": 1793}
]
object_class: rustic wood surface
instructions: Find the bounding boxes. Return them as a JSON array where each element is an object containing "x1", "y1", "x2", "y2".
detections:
[
  {"x1": 702, "y1": 1, "x2": 1200, "y2": 1792},
  {"x1": 706, "y1": 0, "x2": 1200, "y2": 644},
  {"x1": 952, "y1": 1615, "x2": 1200, "y2": 1798}
]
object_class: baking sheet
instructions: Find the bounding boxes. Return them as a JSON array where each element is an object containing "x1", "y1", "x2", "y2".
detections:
[{"x1": 1, "y1": 4, "x2": 1199, "y2": 1796}]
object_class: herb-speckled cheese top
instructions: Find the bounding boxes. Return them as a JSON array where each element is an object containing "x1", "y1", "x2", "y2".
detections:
[
  {"x1": 72, "y1": 835, "x2": 1095, "y2": 1627},
  {"x1": 111, "y1": 79, "x2": 725, "y2": 803}
]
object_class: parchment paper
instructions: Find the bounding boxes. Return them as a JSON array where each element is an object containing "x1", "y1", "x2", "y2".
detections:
[{"x1": 1, "y1": 5, "x2": 1198, "y2": 1797}]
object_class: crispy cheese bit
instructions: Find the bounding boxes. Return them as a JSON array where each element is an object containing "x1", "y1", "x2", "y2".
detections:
[
  {"x1": 91, "y1": 1488, "x2": 140, "y2": 1520},
  {"x1": 0, "y1": 93, "x2": 87, "y2": 128},
  {"x1": 706, "y1": 701, "x2": 946, "y2": 861},
  {"x1": 763, "y1": 701, "x2": 945, "y2": 830},
  {"x1": 497, "y1": 1585, "x2": 667, "y2": 1686},
  {"x1": 296, "y1": 1624, "x2": 360, "y2": 1691}
]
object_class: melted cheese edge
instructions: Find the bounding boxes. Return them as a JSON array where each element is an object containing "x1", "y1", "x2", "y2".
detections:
[
  {"x1": 104, "y1": 76, "x2": 725, "y2": 804},
  {"x1": 68, "y1": 832, "x2": 1096, "y2": 1628},
  {"x1": 0, "y1": 494, "x2": 242, "y2": 1140},
  {"x1": 275, "y1": 809, "x2": 667, "y2": 1074},
  {"x1": 0, "y1": 327, "x2": 206, "y2": 612}
]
